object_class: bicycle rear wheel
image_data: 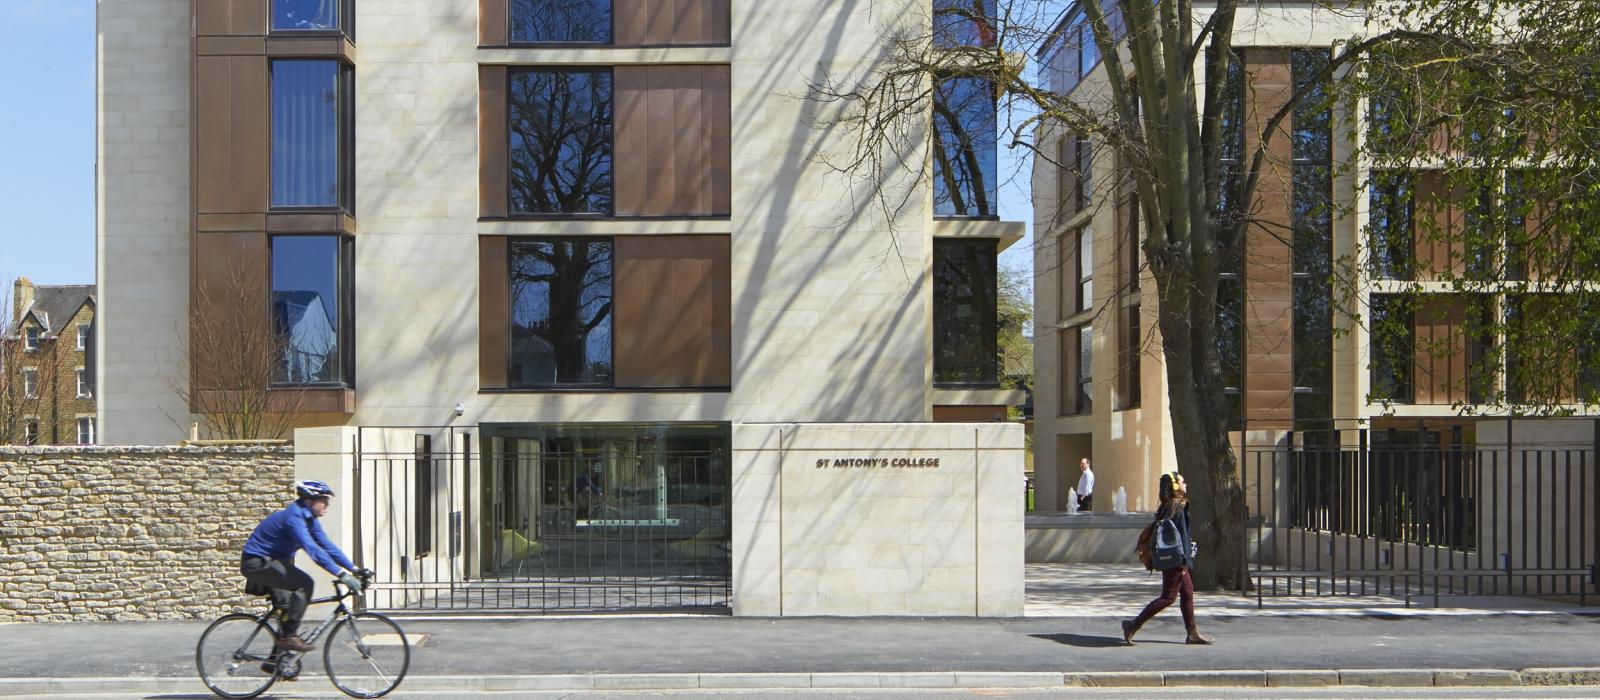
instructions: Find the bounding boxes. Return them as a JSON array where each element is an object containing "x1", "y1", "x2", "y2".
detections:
[
  {"x1": 195, "y1": 613, "x2": 279, "y2": 699},
  {"x1": 323, "y1": 612, "x2": 410, "y2": 698}
]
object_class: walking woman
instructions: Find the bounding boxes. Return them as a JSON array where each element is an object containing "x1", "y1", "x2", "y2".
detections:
[{"x1": 1122, "y1": 472, "x2": 1212, "y2": 645}]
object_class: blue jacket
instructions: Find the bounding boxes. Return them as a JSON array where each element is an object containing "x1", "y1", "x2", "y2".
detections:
[{"x1": 243, "y1": 501, "x2": 356, "y2": 575}]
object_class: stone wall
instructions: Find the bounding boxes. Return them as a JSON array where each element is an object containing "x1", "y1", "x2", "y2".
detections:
[{"x1": 0, "y1": 446, "x2": 294, "y2": 622}]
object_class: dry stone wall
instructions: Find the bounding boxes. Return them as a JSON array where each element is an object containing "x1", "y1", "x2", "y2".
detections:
[{"x1": 0, "y1": 446, "x2": 294, "y2": 622}]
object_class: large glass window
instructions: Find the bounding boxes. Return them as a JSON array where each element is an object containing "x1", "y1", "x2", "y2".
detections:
[
  {"x1": 509, "y1": 70, "x2": 614, "y2": 215},
  {"x1": 933, "y1": 238, "x2": 999, "y2": 386},
  {"x1": 1075, "y1": 324, "x2": 1093, "y2": 413},
  {"x1": 1291, "y1": 49, "x2": 1333, "y2": 429},
  {"x1": 271, "y1": 235, "x2": 352, "y2": 386},
  {"x1": 932, "y1": 77, "x2": 997, "y2": 218},
  {"x1": 272, "y1": 0, "x2": 346, "y2": 33},
  {"x1": 512, "y1": 0, "x2": 612, "y2": 44},
  {"x1": 509, "y1": 240, "x2": 614, "y2": 387},
  {"x1": 1369, "y1": 294, "x2": 1414, "y2": 403},
  {"x1": 933, "y1": 0, "x2": 996, "y2": 49},
  {"x1": 1368, "y1": 170, "x2": 1413, "y2": 280},
  {"x1": 271, "y1": 60, "x2": 353, "y2": 211}
]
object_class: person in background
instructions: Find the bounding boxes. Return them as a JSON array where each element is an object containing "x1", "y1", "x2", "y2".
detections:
[{"x1": 1076, "y1": 457, "x2": 1095, "y2": 512}]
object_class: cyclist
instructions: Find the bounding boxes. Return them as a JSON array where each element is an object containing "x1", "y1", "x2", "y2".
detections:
[{"x1": 241, "y1": 480, "x2": 369, "y2": 653}]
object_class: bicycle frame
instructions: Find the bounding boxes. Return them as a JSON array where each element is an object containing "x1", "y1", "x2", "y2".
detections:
[{"x1": 233, "y1": 581, "x2": 361, "y2": 669}]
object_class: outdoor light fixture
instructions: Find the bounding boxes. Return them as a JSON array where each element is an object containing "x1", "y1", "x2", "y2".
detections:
[{"x1": 454, "y1": 402, "x2": 465, "y2": 417}]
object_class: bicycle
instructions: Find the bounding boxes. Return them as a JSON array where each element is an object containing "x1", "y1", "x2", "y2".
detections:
[{"x1": 195, "y1": 571, "x2": 410, "y2": 699}]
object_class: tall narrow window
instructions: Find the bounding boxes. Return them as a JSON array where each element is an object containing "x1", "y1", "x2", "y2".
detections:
[
  {"x1": 23, "y1": 420, "x2": 38, "y2": 446},
  {"x1": 509, "y1": 239, "x2": 614, "y2": 387},
  {"x1": 76, "y1": 325, "x2": 89, "y2": 351},
  {"x1": 933, "y1": 238, "x2": 999, "y2": 386},
  {"x1": 77, "y1": 418, "x2": 95, "y2": 446},
  {"x1": 512, "y1": 0, "x2": 612, "y2": 44},
  {"x1": 1291, "y1": 49, "x2": 1333, "y2": 429},
  {"x1": 76, "y1": 369, "x2": 90, "y2": 398},
  {"x1": 271, "y1": 235, "x2": 353, "y2": 386},
  {"x1": 22, "y1": 368, "x2": 38, "y2": 399},
  {"x1": 1076, "y1": 324, "x2": 1093, "y2": 413},
  {"x1": 271, "y1": 60, "x2": 353, "y2": 211},
  {"x1": 272, "y1": 0, "x2": 346, "y2": 33},
  {"x1": 1370, "y1": 294, "x2": 1414, "y2": 403},
  {"x1": 414, "y1": 434, "x2": 434, "y2": 558},
  {"x1": 1369, "y1": 169, "x2": 1413, "y2": 280},
  {"x1": 1076, "y1": 227, "x2": 1093, "y2": 313},
  {"x1": 509, "y1": 70, "x2": 614, "y2": 215},
  {"x1": 932, "y1": 77, "x2": 997, "y2": 218},
  {"x1": 933, "y1": 0, "x2": 997, "y2": 48},
  {"x1": 1118, "y1": 306, "x2": 1140, "y2": 409},
  {"x1": 24, "y1": 326, "x2": 37, "y2": 351}
]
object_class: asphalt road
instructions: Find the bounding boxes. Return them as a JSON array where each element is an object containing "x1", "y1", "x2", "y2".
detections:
[{"x1": 3, "y1": 613, "x2": 1599, "y2": 678}]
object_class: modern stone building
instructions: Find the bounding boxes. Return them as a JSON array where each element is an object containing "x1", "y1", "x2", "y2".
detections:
[
  {"x1": 1029, "y1": 2, "x2": 1600, "y2": 514},
  {"x1": 2, "y1": 279, "x2": 96, "y2": 446},
  {"x1": 97, "y1": 0, "x2": 1026, "y2": 615}
]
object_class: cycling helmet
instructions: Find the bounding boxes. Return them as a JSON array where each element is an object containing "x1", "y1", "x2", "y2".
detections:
[{"x1": 295, "y1": 480, "x2": 336, "y2": 500}]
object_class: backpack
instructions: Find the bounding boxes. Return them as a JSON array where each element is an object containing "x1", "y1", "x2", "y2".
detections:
[{"x1": 1149, "y1": 518, "x2": 1186, "y2": 571}]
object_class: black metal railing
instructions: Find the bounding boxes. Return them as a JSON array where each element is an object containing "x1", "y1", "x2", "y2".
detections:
[
  {"x1": 349, "y1": 427, "x2": 731, "y2": 613},
  {"x1": 1244, "y1": 421, "x2": 1598, "y2": 606}
]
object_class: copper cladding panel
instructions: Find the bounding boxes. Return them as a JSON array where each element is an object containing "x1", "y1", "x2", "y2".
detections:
[
  {"x1": 480, "y1": 0, "x2": 508, "y2": 46},
  {"x1": 479, "y1": 236, "x2": 510, "y2": 389},
  {"x1": 197, "y1": 0, "x2": 267, "y2": 37},
  {"x1": 1241, "y1": 49, "x2": 1295, "y2": 425},
  {"x1": 615, "y1": 0, "x2": 730, "y2": 45},
  {"x1": 613, "y1": 235, "x2": 731, "y2": 388},
  {"x1": 196, "y1": 55, "x2": 269, "y2": 215},
  {"x1": 192, "y1": 232, "x2": 269, "y2": 391},
  {"x1": 613, "y1": 66, "x2": 730, "y2": 217},
  {"x1": 479, "y1": 66, "x2": 509, "y2": 218},
  {"x1": 933, "y1": 405, "x2": 1007, "y2": 422}
]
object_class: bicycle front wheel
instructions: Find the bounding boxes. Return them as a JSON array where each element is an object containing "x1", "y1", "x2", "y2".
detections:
[
  {"x1": 323, "y1": 612, "x2": 410, "y2": 698},
  {"x1": 195, "y1": 613, "x2": 279, "y2": 699}
]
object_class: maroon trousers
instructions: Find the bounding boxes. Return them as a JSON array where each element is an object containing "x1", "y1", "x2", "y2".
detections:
[{"x1": 1133, "y1": 566, "x2": 1196, "y2": 629}]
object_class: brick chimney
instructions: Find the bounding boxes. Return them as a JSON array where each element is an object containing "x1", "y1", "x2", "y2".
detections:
[{"x1": 13, "y1": 277, "x2": 33, "y2": 325}]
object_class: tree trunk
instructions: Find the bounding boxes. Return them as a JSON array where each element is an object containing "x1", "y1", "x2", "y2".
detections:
[{"x1": 1150, "y1": 235, "x2": 1248, "y2": 592}]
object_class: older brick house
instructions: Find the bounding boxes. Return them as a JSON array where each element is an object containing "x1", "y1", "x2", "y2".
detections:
[{"x1": 3, "y1": 279, "x2": 97, "y2": 445}]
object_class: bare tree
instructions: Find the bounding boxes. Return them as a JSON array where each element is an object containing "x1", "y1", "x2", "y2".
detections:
[
  {"x1": 0, "y1": 283, "x2": 69, "y2": 445},
  {"x1": 809, "y1": 0, "x2": 1600, "y2": 589},
  {"x1": 177, "y1": 261, "x2": 309, "y2": 441}
]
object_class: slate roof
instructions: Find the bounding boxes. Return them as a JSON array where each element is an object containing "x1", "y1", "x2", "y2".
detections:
[{"x1": 19, "y1": 285, "x2": 95, "y2": 336}]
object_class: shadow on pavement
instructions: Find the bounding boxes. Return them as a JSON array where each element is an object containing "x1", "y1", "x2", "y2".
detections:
[{"x1": 1029, "y1": 632, "x2": 1154, "y2": 648}]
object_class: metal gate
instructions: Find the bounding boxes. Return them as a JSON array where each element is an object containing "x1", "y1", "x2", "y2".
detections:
[
  {"x1": 351, "y1": 426, "x2": 732, "y2": 613},
  {"x1": 1244, "y1": 421, "x2": 1599, "y2": 606}
]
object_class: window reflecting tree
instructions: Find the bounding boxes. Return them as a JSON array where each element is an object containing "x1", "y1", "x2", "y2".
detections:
[
  {"x1": 509, "y1": 70, "x2": 614, "y2": 214},
  {"x1": 510, "y1": 240, "x2": 613, "y2": 386},
  {"x1": 933, "y1": 238, "x2": 998, "y2": 385},
  {"x1": 932, "y1": 77, "x2": 996, "y2": 217},
  {"x1": 933, "y1": 0, "x2": 996, "y2": 49},
  {"x1": 512, "y1": 0, "x2": 612, "y2": 43}
]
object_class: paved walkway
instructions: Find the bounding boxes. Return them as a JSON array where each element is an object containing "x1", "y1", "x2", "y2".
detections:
[
  {"x1": 1024, "y1": 563, "x2": 1600, "y2": 617},
  {"x1": 3, "y1": 611, "x2": 1599, "y2": 680}
]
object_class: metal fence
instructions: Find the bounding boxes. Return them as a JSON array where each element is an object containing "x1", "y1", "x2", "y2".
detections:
[
  {"x1": 1244, "y1": 422, "x2": 1598, "y2": 606},
  {"x1": 349, "y1": 427, "x2": 731, "y2": 613}
]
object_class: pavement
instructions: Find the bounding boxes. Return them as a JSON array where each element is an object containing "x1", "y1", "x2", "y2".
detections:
[{"x1": 1, "y1": 564, "x2": 1597, "y2": 695}]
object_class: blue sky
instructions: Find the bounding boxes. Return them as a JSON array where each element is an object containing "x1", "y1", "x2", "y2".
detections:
[
  {"x1": 0, "y1": 0, "x2": 96, "y2": 288},
  {"x1": 0, "y1": 1, "x2": 1036, "y2": 295}
]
